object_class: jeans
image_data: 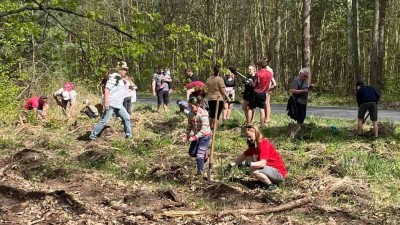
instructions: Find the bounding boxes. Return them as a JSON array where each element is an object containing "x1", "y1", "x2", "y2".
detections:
[
  {"x1": 188, "y1": 136, "x2": 210, "y2": 173},
  {"x1": 89, "y1": 106, "x2": 132, "y2": 139}
]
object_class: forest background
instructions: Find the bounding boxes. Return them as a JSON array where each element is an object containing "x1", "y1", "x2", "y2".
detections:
[{"x1": 0, "y1": 0, "x2": 399, "y2": 123}]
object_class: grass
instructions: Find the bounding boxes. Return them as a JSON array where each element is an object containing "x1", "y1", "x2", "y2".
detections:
[{"x1": 2, "y1": 100, "x2": 400, "y2": 223}]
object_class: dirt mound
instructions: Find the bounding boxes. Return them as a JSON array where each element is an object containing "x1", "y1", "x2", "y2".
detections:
[
  {"x1": 12, "y1": 148, "x2": 47, "y2": 178},
  {"x1": 77, "y1": 149, "x2": 114, "y2": 168}
]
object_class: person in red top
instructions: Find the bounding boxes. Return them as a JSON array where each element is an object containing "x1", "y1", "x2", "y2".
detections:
[
  {"x1": 224, "y1": 124, "x2": 287, "y2": 190},
  {"x1": 248, "y1": 58, "x2": 273, "y2": 127},
  {"x1": 21, "y1": 96, "x2": 49, "y2": 123}
]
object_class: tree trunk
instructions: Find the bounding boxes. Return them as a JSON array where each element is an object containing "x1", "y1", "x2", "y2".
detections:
[
  {"x1": 346, "y1": 0, "x2": 356, "y2": 92},
  {"x1": 377, "y1": 0, "x2": 388, "y2": 93},
  {"x1": 302, "y1": 0, "x2": 312, "y2": 80},
  {"x1": 370, "y1": 0, "x2": 379, "y2": 88},
  {"x1": 351, "y1": 0, "x2": 362, "y2": 82},
  {"x1": 273, "y1": 7, "x2": 281, "y2": 83}
]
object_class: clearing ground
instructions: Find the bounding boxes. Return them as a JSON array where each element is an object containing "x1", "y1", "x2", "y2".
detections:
[{"x1": 1, "y1": 103, "x2": 400, "y2": 224}]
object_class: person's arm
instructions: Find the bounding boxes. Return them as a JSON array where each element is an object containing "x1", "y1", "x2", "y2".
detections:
[
  {"x1": 290, "y1": 78, "x2": 307, "y2": 95},
  {"x1": 152, "y1": 80, "x2": 156, "y2": 96},
  {"x1": 191, "y1": 114, "x2": 210, "y2": 140},
  {"x1": 218, "y1": 79, "x2": 227, "y2": 98},
  {"x1": 186, "y1": 88, "x2": 194, "y2": 100},
  {"x1": 270, "y1": 77, "x2": 277, "y2": 89},
  {"x1": 356, "y1": 90, "x2": 361, "y2": 106},
  {"x1": 104, "y1": 88, "x2": 110, "y2": 110},
  {"x1": 233, "y1": 154, "x2": 247, "y2": 165},
  {"x1": 249, "y1": 159, "x2": 267, "y2": 169}
]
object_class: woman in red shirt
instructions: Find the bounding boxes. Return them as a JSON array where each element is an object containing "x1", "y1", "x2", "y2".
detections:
[{"x1": 225, "y1": 125, "x2": 287, "y2": 189}]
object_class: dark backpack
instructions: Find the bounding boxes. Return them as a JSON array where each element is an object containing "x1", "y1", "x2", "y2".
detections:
[{"x1": 286, "y1": 95, "x2": 297, "y2": 120}]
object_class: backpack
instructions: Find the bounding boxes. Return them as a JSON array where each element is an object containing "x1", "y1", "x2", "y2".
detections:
[{"x1": 286, "y1": 95, "x2": 297, "y2": 120}]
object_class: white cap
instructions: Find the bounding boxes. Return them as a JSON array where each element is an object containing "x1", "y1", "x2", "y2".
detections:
[{"x1": 61, "y1": 91, "x2": 70, "y2": 100}]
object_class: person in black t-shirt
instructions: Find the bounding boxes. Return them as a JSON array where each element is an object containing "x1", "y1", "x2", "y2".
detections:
[
  {"x1": 185, "y1": 68, "x2": 200, "y2": 82},
  {"x1": 242, "y1": 65, "x2": 257, "y2": 123},
  {"x1": 223, "y1": 72, "x2": 236, "y2": 120},
  {"x1": 356, "y1": 81, "x2": 380, "y2": 137}
]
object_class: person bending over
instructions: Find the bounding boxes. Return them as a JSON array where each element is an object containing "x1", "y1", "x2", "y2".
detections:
[
  {"x1": 53, "y1": 82, "x2": 77, "y2": 118},
  {"x1": 21, "y1": 95, "x2": 49, "y2": 123},
  {"x1": 356, "y1": 81, "x2": 380, "y2": 137}
]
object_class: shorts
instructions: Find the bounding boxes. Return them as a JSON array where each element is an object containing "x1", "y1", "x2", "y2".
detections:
[
  {"x1": 157, "y1": 90, "x2": 170, "y2": 105},
  {"x1": 208, "y1": 100, "x2": 224, "y2": 120},
  {"x1": 257, "y1": 166, "x2": 284, "y2": 184},
  {"x1": 226, "y1": 89, "x2": 235, "y2": 103},
  {"x1": 243, "y1": 91, "x2": 253, "y2": 102},
  {"x1": 358, "y1": 102, "x2": 378, "y2": 121},
  {"x1": 249, "y1": 92, "x2": 267, "y2": 109}
]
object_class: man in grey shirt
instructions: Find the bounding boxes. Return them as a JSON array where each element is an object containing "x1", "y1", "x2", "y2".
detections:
[{"x1": 290, "y1": 68, "x2": 311, "y2": 124}]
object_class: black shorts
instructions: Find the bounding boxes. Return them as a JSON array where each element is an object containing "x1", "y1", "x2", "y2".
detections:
[
  {"x1": 157, "y1": 90, "x2": 170, "y2": 105},
  {"x1": 208, "y1": 100, "x2": 224, "y2": 120},
  {"x1": 249, "y1": 92, "x2": 267, "y2": 109},
  {"x1": 243, "y1": 90, "x2": 254, "y2": 102},
  {"x1": 61, "y1": 99, "x2": 71, "y2": 109},
  {"x1": 358, "y1": 102, "x2": 378, "y2": 121}
]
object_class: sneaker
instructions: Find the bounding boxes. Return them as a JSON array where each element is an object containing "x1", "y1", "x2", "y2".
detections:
[{"x1": 125, "y1": 135, "x2": 132, "y2": 139}]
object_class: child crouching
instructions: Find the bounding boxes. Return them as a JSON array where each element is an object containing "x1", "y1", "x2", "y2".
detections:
[{"x1": 181, "y1": 96, "x2": 211, "y2": 175}]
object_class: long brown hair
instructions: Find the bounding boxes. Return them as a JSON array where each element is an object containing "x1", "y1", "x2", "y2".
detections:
[{"x1": 247, "y1": 124, "x2": 264, "y2": 147}]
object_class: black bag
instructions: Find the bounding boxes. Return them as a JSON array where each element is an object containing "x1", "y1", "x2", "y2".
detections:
[{"x1": 286, "y1": 95, "x2": 297, "y2": 120}]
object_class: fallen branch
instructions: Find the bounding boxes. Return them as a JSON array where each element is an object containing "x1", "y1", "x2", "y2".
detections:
[
  {"x1": 218, "y1": 196, "x2": 312, "y2": 217},
  {"x1": 163, "y1": 210, "x2": 206, "y2": 217}
]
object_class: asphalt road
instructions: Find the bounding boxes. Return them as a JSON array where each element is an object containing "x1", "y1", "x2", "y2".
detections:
[{"x1": 137, "y1": 97, "x2": 400, "y2": 122}]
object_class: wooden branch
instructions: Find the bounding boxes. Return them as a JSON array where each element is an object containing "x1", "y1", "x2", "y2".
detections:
[
  {"x1": 0, "y1": 4, "x2": 136, "y2": 40},
  {"x1": 163, "y1": 210, "x2": 206, "y2": 217},
  {"x1": 218, "y1": 196, "x2": 312, "y2": 217}
]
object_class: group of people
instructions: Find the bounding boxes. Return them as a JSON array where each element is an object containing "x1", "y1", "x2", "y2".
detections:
[
  {"x1": 21, "y1": 58, "x2": 381, "y2": 191},
  {"x1": 176, "y1": 58, "x2": 287, "y2": 190}
]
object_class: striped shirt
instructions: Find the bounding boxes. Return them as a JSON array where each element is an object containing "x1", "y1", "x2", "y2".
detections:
[{"x1": 185, "y1": 107, "x2": 212, "y2": 139}]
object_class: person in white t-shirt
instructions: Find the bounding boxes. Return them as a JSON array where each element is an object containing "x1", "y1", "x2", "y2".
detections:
[{"x1": 53, "y1": 82, "x2": 77, "y2": 118}]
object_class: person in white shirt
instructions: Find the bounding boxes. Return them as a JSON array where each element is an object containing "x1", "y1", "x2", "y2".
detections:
[{"x1": 53, "y1": 82, "x2": 77, "y2": 118}]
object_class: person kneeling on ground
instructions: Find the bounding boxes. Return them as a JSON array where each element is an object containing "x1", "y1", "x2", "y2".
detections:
[
  {"x1": 53, "y1": 82, "x2": 77, "y2": 118},
  {"x1": 181, "y1": 96, "x2": 212, "y2": 175},
  {"x1": 356, "y1": 81, "x2": 380, "y2": 138},
  {"x1": 224, "y1": 124, "x2": 287, "y2": 190},
  {"x1": 81, "y1": 99, "x2": 99, "y2": 119},
  {"x1": 20, "y1": 95, "x2": 49, "y2": 124}
]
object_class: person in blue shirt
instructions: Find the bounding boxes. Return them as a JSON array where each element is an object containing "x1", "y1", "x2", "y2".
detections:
[{"x1": 356, "y1": 81, "x2": 380, "y2": 137}]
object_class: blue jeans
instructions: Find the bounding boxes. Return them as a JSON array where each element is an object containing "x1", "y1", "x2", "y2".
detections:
[
  {"x1": 188, "y1": 136, "x2": 210, "y2": 173},
  {"x1": 89, "y1": 106, "x2": 132, "y2": 139}
]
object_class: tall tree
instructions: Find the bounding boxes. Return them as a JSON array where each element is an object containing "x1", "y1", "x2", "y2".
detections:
[
  {"x1": 351, "y1": 0, "x2": 362, "y2": 82},
  {"x1": 302, "y1": 0, "x2": 311, "y2": 80},
  {"x1": 377, "y1": 0, "x2": 388, "y2": 92},
  {"x1": 370, "y1": 0, "x2": 379, "y2": 88},
  {"x1": 346, "y1": 0, "x2": 355, "y2": 92}
]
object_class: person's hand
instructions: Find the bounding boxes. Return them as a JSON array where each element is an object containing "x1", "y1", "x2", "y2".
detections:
[
  {"x1": 188, "y1": 136, "x2": 198, "y2": 142},
  {"x1": 226, "y1": 95, "x2": 232, "y2": 102},
  {"x1": 224, "y1": 162, "x2": 236, "y2": 176},
  {"x1": 153, "y1": 91, "x2": 156, "y2": 96},
  {"x1": 181, "y1": 134, "x2": 188, "y2": 142},
  {"x1": 238, "y1": 161, "x2": 251, "y2": 168}
]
